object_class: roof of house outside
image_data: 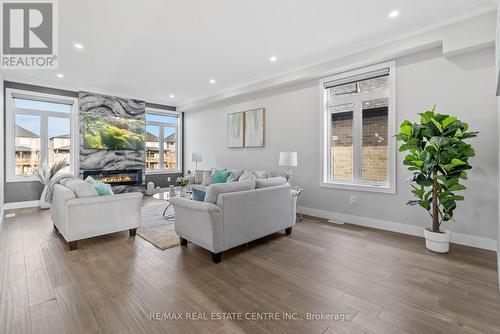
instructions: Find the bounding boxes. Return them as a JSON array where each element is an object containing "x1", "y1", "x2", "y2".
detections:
[{"x1": 16, "y1": 125, "x2": 39, "y2": 138}]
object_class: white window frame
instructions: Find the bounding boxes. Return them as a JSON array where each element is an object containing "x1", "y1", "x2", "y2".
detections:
[
  {"x1": 145, "y1": 108, "x2": 182, "y2": 174},
  {"x1": 319, "y1": 61, "x2": 396, "y2": 193},
  {"x1": 5, "y1": 88, "x2": 79, "y2": 183}
]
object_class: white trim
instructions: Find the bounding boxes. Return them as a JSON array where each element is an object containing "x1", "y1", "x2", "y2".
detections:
[
  {"x1": 319, "y1": 61, "x2": 396, "y2": 194},
  {"x1": 498, "y1": 255, "x2": 500, "y2": 291},
  {"x1": 299, "y1": 206, "x2": 497, "y2": 251},
  {"x1": 5, "y1": 88, "x2": 79, "y2": 183},
  {"x1": 4, "y1": 200, "x2": 40, "y2": 210}
]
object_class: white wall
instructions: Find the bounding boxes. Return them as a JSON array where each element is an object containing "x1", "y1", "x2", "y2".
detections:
[{"x1": 184, "y1": 47, "x2": 498, "y2": 248}]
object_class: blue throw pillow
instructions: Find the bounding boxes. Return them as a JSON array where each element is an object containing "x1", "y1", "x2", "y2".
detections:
[
  {"x1": 212, "y1": 169, "x2": 231, "y2": 183},
  {"x1": 192, "y1": 187, "x2": 206, "y2": 201},
  {"x1": 95, "y1": 181, "x2": 113, "y2": 196}
]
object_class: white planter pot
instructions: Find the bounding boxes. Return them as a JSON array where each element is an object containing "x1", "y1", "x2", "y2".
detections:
[
  {"x1": 39, "y1": 186, "x2": 50, "y2": 210},
  {"x1": 424, "y1": 228, "x2": 450, "y2": 253}
]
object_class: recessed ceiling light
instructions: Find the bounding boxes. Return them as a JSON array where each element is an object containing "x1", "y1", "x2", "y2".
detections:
[
  {"x1": 74, "y1": 43, "x2": 84, "y2": 49},
  {"x1": 209, "y1": 79, "x2": 216, "y2": 84},
  {"x1": 169, "y1": 94, "x2": 175, "y2": 98},
  {"x1": 388, "y1": 10, "x2": 399, "y2": 18},
  {"x1": 270, "y1": 56, "x2": 278, "y2": 62},
  {"x1": 56, "y1": 73, "x2": 64, "y2": 78}
]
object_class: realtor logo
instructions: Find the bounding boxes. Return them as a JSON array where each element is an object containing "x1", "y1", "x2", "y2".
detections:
[{"x1": 1, "y1": 0, "x2": 58, "y2": 68}]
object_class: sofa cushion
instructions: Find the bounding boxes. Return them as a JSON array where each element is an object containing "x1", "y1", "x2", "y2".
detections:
[
  {"x1": 191, "y1": 184, "x2": 207, "y2": 192},
  {"x1": 64, "y1": 179, "x2": 99, "y2": 198},
  {"x1": 227, "y1": 169, "x2": 243, "y2": 182},
  {"x1": 255, "y1": 176, "x2": 287, "y2": 189},
  {"x1": 204, "y1": 180, "x2": 255, "y2": 204},
  {"x1": 95, "y1": 181, "x2": 114, "y2": 196},
  {"x1": 194, "y1": 170, "x2": 211, "y2": 184},
  {"x1": 253, "y1": 170, "x2": 270, "y2": 179},
  {"x1": 239, "y1": 170, "x2": 256, "y2": 183},
  {"x1": 84, "y1": 176, "x2": 97, "y2": 184},
  {"x1": 192, "y1": 187, "x2": 206, "y2": 201},
  {"x1": 212, "y1": 169, "x2": 231, "y2": 183},
  {"x1": 201, "y1": 171, "x2": 213, "y2": 186}
]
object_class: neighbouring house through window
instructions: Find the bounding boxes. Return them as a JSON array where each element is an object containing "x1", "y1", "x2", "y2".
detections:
[
  {"x1": 145, "y1": 110, "x2": 182, "y2": 173},
  {"x1": 6, "y1": 88, "x2": 78, "y2": 182},
  {"x1": 320, "y1": 61, "x2": 396, "y2": 193}
]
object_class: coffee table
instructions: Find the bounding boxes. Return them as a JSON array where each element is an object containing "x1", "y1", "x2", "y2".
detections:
[{"x1": 153, "y1": 191, "x2": 191, "y2": 220}]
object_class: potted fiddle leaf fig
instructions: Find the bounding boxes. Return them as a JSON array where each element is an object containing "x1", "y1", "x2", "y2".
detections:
[{"x1": 396, "y1": 106, "x2": 477, "y2": 253}]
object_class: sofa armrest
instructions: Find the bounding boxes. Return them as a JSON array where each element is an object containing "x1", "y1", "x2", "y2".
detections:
[
  {"x1": 63, "y1": 192, "x2": 143, "y2": 241},
  {"x1": 169, "y1": 197, "x2": 223, "y2": 252},
  {"x1": 51, "y1": 184, "x2": 77, "y2": 235}
]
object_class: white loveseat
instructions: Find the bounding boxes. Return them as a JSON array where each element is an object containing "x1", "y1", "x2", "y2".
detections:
[
  {"x1": 51, "y1": 184, "x2": 143, "y2": 250},
  {"x1": 170, "y1": 182, "x2": 297, "y2": 263}
]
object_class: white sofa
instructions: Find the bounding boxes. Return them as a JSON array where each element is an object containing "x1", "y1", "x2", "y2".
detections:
[
  {"x1": 170, "y1": 183, "x2": 297, "y2": 263},
  {"x1": 51, "y1": 184, "x2": 143, "y2": 250}
]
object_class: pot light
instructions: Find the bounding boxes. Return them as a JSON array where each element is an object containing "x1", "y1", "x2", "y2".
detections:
[
  {"x1": 388, "y1": 10, "x2": 399, "y2": 18},
  {"x1": 270, "y1": 56, "x2": 278, "y2": 62},
  {"x1": 74, "y1": 43, "x2": 84, "y2": 49},
  {"x1": 169, "y1": 94, "x2": 175, "y2": 98},
  {"x1": 209, "y1": 79, "x2": 216, "y2": 84},
  {"x1": 56, "y1": 73, "x2": 64, "y2": 78}
]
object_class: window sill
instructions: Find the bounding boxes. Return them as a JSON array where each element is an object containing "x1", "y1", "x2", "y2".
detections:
[
  {"x1": 6, "y1": 175, "x2": 39, "y2": 183},
  {"x1": 320, "y1": 181, "x2": 395, "y2": 194},
  {"x1": 146, "y1": 170, "x2": 182, "y2": 175}
]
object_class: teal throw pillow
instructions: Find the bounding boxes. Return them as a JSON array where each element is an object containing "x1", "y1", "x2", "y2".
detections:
[
  {"x1": 192, "y1": 187, "x2": 206, "y2": 201},
  {"x1": 212, "y1": 169, "x2": 231, "y2": 184},
  {"x1": 95, "y1": 181, "x2": 114, "y2": 196}
]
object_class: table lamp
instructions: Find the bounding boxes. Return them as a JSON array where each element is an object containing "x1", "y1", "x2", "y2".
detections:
[
  {"x1": 192, "y1": 153, "x2": 202, "y2": 171},
  {"x1": 279, "y1": 152, "x2": 297, "y2": 182}
]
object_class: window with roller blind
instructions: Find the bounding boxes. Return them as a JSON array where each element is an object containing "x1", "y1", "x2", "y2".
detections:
[{"x1": 320, "y1": 61, "x2": 396, "y2": 193}]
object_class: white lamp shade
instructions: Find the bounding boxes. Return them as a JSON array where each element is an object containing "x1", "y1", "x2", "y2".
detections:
[
  {"x1": 279, "y1": 152, "x2": 297, "y2": 167},
  {"x1": 192, "y1": 153, "x2": 202, "y2": 162}
]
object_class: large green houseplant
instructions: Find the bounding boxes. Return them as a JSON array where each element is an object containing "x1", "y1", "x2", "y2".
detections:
[{"x1": 396, "y1": 106, "x2": 477, "y2": 253}]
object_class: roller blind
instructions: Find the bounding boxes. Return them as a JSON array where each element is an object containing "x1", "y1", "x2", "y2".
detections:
[{"x1": 323, "y1": 67, "x2": 390, "y2": 89}]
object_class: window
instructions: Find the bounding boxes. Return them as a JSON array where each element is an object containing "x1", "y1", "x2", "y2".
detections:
[
  {"x1": 145, "y1": 110, "x2": 181, "y2": 173},
  {"x1": 6, "y1": 89, "x2": 78, "y2": 182},
  {"x1": 320, "y1": 62, "x2": 396, "y2": 193}
]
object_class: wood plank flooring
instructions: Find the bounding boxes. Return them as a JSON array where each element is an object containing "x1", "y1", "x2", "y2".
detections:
[{"x1": 0, "y1": 205, "x2": 499, "y2": 334}]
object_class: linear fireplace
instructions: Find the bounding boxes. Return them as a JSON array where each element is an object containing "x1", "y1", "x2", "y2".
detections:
[{"x1": 83, "y1": 169, "x2": 143, "y2": 186}]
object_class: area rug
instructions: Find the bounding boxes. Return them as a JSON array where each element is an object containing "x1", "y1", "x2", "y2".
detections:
[{"x1": 138, "y1": 204, "x2": 180, "y2": 250}]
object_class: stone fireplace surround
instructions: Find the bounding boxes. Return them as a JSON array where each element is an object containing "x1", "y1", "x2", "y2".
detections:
[{"x1": 78, "y1": 92, "x2": 146, "y2": 193}]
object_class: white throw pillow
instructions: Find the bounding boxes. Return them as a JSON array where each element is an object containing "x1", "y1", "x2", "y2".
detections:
[
  {"x1": 255, "y1": 176, "x2": 287, "y2": 189},
  {"x1": 201, "y1": 171, "x2": 213, "y2": 186},
  {"x1": 239, "y1": 170, "x2": 256, "y2": 183},
  {"x1": 253, "y1": 170, "x2": 270, "y2": 179},
  {"x1": 194, "y1": 170, "x2": 208, "y2": 184},
  {"x1": 204, "y1": 180, "x2": 255, "y2": 204},
  {"x1": 65, "y1": 179, "x2": 99, "y2": 198},
  {"x1": 227, "y1": 169, "x2": 243, "y2": 182},
  {"x1": 84, "y1": 176, "x2": 96, "y2": 184}
]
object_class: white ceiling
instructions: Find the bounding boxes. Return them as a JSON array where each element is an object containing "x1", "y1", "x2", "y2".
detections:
[{"x1": 1, "y1": 0, "x2": 496, "y2": 108}]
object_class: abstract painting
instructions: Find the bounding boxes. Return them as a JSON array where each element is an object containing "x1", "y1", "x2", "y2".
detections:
[
  {"x1": 227, "y1": 112, "x2": 244, "y2": 148},
  {"x1": 244, "y1": 108, "x2": 265, "y2": 147}
]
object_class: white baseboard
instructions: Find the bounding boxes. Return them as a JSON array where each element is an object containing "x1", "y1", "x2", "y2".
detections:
[
  {"x1": 4, "y1": 200, "x2": 40, "y2": 210},
  {"x1": 299, "y1": 206, "x2": 497, "y2": 251}
]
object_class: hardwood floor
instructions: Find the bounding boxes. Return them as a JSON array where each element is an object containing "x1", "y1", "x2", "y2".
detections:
[{"x1": 1, "y1": 206, "x2": 499, "y2": 334}]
